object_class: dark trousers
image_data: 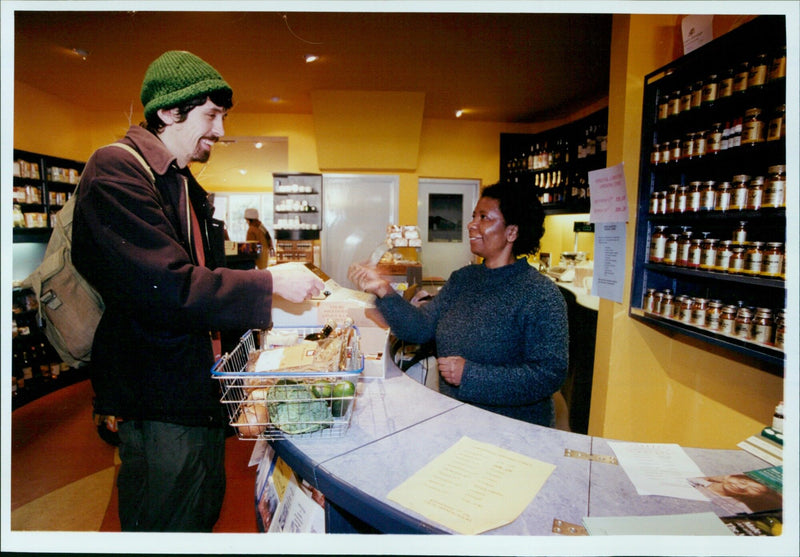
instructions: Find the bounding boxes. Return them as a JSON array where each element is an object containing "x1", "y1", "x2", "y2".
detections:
[{"x1": 117, "y1": 420, "x2": 226, "y2": 532}]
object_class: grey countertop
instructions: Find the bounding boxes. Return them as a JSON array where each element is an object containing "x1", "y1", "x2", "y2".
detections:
[{"x1": 262, "y1": 362, "x2": 771, "y2": 535}]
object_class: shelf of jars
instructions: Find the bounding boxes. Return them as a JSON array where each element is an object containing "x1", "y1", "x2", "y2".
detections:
[
  {"x1": 630, "y1": 15, "x2": 786, "y2": 370},
  {"x1": 500, "y1": 108, "x2": 607, "y2": 214},
  {"x1": 273, "y1": 173, "x2": 322, "y2": 240},
  {"x1": 13, "y1": 150, "x2": 84, "y2": 243}
]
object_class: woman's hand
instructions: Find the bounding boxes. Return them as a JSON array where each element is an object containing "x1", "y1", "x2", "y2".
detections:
[
  {"x1": 438, "y1": 356, "x2": 465, "y2": 386},
  {"x1": 348, "y1": 263, "x2": 392, "y2": 298}
]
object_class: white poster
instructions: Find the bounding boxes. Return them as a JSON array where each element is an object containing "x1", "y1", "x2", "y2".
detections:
[
  {"x1": 592, "y1": 222, "x2": 626, "y2": 304},
  {"x1": 588, "y1": 163, "x2": 628, "y2": 224}
]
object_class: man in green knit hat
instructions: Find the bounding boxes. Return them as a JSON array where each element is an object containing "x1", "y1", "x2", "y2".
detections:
[{"x1": 72, "y1": 51, "x2": 323, "y2": 532}]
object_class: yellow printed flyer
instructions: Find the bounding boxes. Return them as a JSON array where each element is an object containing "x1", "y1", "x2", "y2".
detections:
[{"x1": 387, "y1": 436, "x2": 555, "y2": 534}]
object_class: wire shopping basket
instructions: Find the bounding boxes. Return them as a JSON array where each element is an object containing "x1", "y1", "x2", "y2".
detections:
[{"x1": 211, "y1": 327, "x2": 363, "y2": 440}]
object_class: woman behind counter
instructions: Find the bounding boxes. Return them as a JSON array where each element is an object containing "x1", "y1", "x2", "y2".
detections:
[{"x1": 349, "y1": 181, "x2": 568, "y2": 427}]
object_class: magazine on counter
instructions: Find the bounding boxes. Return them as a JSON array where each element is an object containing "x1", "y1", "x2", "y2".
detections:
[
  {"x1": 688, "y1": 466, "x2": 782, "y2": 517},
  {"x1": 721, "y1": 511, "x2": 783, "y2": 536}
]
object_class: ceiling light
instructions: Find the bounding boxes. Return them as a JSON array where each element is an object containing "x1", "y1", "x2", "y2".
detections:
[
  {"x1": 71, "y1": 48, "x2": 89, "y2": 60},
  {"x1": 304, "y1": 54, "x2": 319, "y2": 63},
  {"x1": 269, "y1": 96, "x2": 281, "y2": 103},
  {"x1": 455, "y1": 109, "x2": 464, "y2": 118},
  {"x1": 254, "y1": 142, "x2": 264, "y2": 149}
]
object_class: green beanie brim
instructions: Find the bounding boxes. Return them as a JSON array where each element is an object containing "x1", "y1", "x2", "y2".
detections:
[{"x1": 141, "y1": 51, "x2": 232, "y2": 120}]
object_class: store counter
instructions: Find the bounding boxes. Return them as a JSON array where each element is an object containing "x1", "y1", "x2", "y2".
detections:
[{"x1": 261, "y1": 361, "x2": 768, "y2": 535}]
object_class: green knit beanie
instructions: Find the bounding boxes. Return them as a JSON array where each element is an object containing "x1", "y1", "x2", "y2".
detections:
[{"x1": 140, "y1": 50, "x2": 232, "y2": 120}]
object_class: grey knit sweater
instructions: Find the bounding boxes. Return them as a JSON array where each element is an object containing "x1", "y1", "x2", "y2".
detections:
[{"x1": 376, "y1": 258, "x2": 568, "y2": 426}]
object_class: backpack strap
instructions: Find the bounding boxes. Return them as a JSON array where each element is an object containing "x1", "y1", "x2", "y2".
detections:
[{"x1": 105, "y1": 142, "x2": 155, "y2": 185}]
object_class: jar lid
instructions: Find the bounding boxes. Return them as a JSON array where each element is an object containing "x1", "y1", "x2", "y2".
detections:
[
  {"x1": 703, "y1": 180, "x2": 716, "y2": 187},
  {"x1": 689, "y1": 181, "x2": 703, "y2": 187},
  {"x1": 766, "y1": 242, "x2": 783, "y2": 248},
  {"x1": 717, "y1": 182, "x2": 732, "y2": 189},
  {"x1": 745, "y1": 107, "x2": 762, "y2": 116},
  {"x1": 749, "y1": 176, "x2": 765, "y2": 185},
  {"x1": 708, "y1": 300, "x2": 724, "y2": 307},
  {"x1": 767, "y1": 164, "x2": 786, "y2": 173},
  {"x1": 755, "y1": 308, "x2": 773, "y2": 316},
  {"x1": 733, "y1": 174, "x2": 751, "y2": 182}
]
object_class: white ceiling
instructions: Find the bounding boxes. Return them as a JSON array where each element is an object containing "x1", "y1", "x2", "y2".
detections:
[{"x1": 13, "y1": 9, "x2": 613, "y2": 123}]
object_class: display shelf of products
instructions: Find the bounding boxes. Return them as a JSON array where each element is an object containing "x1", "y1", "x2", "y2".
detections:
[
  {"x1": 11, "y1": 285, "x2": 88, "y2": 409},
  {"x1": 630, "y1": 15, "x2": 786, "y2": 370},
  {"x1": 274, "y1": 239, "x2": 318, "y2": 265},
  {"x1": 13, "y1": 149, "x2": 85, "y2": 243},
  {"x1": 273, "y1": 173, "x2": 322, "y2": 240},
  {"x1": 500, "y1": 108, "x2": 608, "y2": 214}
]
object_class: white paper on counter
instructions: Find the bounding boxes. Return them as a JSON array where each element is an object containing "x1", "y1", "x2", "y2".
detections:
[
  {"x1": 607, "y1": 441, "x2": 710, "y2": 501},
  {"x1": 583, "y1": 511, "x2": 733, "y2": 536},
  {"x1": 387, "y1": 436, "x2": 556, "y2": 534}
]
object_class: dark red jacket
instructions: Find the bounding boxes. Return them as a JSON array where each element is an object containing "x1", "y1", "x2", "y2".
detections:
[{"x1": 73, "y1": 125, "x2": 273, "y2": 425}]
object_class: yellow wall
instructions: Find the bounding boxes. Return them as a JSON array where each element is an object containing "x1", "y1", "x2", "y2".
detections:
[{"x1": 590, "y1": 14, "x2": 783, "y2": 448}]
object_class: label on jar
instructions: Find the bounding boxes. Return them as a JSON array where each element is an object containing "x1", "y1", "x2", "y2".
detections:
[
  {"x1": 767, "y1": 115, "x2": 784, "y2": 141},
  {"x1": 650, "y1": 234, "x2": 667, "y2": 262},
  {"x1": 763, "y1": 252, "x2": 784, "y2": 277},
  {"x1": 764, "y1": 180, "x2": 785, "y2": 208},
  {"x1": 664, "y1": 239, "x2": 678, "y2": 265},
  {"x1": 735, "y1": 319, "x2": 753, "y2": 340},
  {"x1": 692, "y1": 307, "x2": 707, "y2": 326},
  {"x1": 747, "y1": 187, "x2": 763, "y2": 211},
  {"x1": 701, "y1": 245, "x2": 717, "y2": 269},
  {"x1": 658, "y1": 100, "x2": 669, "y2": 120},
  {"x1": 688, "y1": 244, "x2": 702, "y2": 268},
  {"x1": 716, "y1": 245, "x2": 733, "y2": 271},
  {"x1": 745, "y1": 249, "x2": 764, "y2": 275},
  {"x1": 715, "y1": 189, "x2": 731, "y2": 211},
  {"x1": 753, "y1": 321, "x2": 773, "y2": 344},
  {"x1": 689, "y1": 189, "x2": 702, "y2": 211},
  {"x1": 732, "y1": 186, "x2": 749, "y2": 210},
  {"x1": 742, "y1": 119, "x2": 764, "y2": 144},
  {"x1": 707, "y1": 130, "x2": 722, "y2": 152},
  {"x1": 707, "y1": 310, "x2": 722, "y2": 330},
  {"x1": 720, "y1": 316, "x2": 735, "y2": 335},
  {"x1": 749, "y1": 63, "x2": 767, "y2": 88}
]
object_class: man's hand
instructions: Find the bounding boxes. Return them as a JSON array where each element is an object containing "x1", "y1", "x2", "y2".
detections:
[{"x1": 269, "y1": 266, "x2": 325, "y2": 303}]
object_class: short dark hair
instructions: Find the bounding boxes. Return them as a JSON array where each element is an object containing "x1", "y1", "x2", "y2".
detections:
[
  {"x1": 144, "y1": 89, "x2": 233, "y2": 133},
  {"x1": 480, "y1": 181, "x2": 545, "y2": 257}
]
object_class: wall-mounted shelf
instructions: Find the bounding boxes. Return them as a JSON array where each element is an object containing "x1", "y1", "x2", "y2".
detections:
[
  {"x1": 630, "y1": 15, "x2": 786, "y2": 371},
  {"x1": 273, "y1": 173, "x2": 322, "y2": 240},
  {"x1": 13, "y1": 149, "x2": 85, "y2": 243},
  {"x1": 500, "y1": 108, "x2": 608, "y2": 214}
]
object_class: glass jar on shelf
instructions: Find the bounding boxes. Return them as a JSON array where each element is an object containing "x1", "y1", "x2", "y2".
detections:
[{"x1": 764, "y1": 165, "x2": 785, "y2": 208}]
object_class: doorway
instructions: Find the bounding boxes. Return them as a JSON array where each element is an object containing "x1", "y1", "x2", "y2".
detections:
[{"x1": 417, "y1": 178, "x2": 480, "y2": 280}]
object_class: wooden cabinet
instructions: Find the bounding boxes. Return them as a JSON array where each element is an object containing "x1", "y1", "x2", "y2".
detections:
[{"x1": 629, "y1": 16, "x2": 786, "y2": 371}]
